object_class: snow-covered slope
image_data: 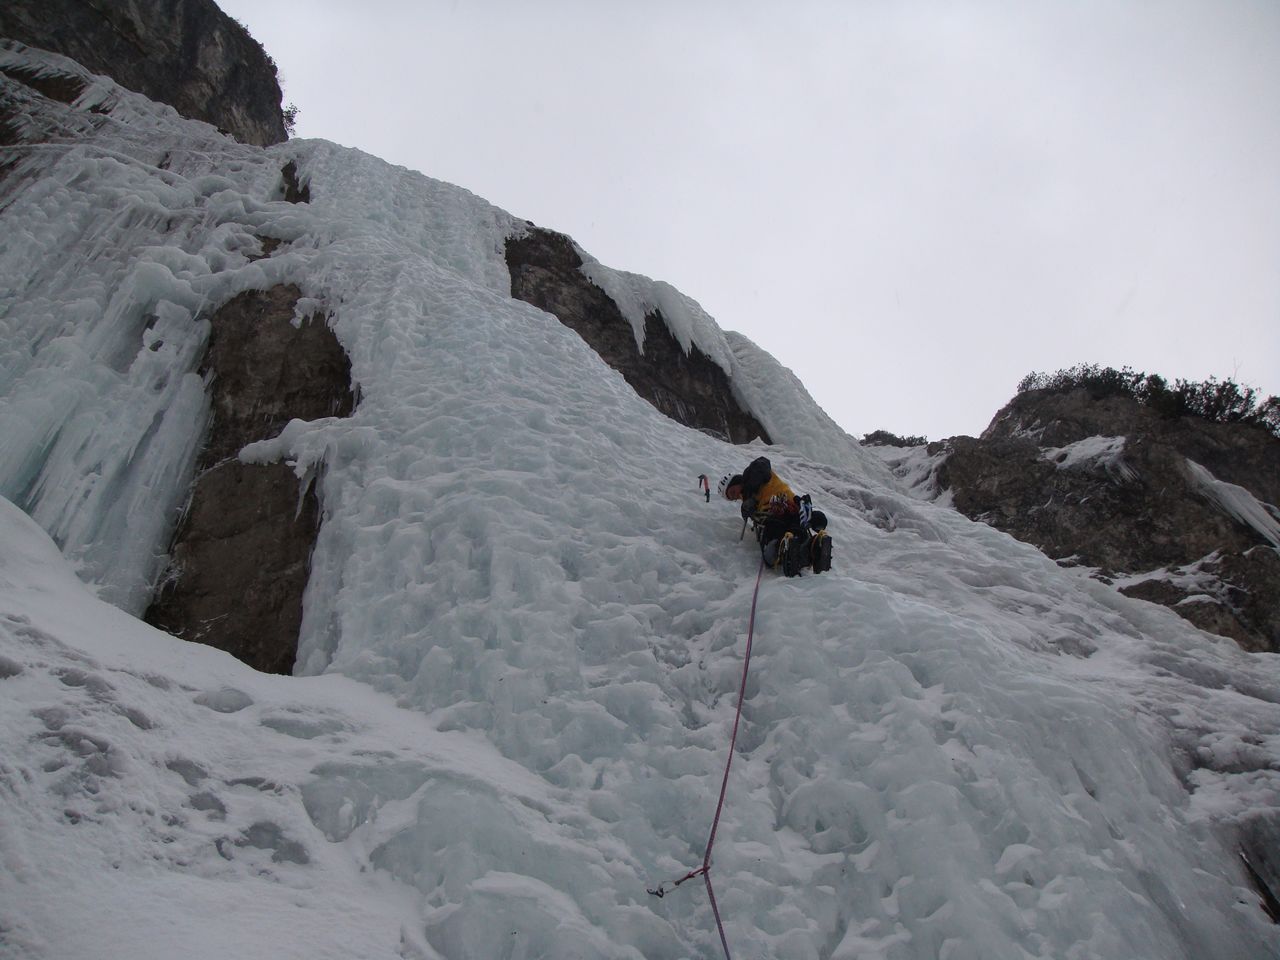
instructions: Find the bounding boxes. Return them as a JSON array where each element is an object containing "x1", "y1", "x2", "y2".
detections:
[{"x1": 2, "y1": 44, "x2": 1279, "y2": 960}]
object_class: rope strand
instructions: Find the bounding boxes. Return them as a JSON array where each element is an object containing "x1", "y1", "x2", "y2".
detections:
[{"x1": 650, "y1": 554, "x2": 766, "y2": 960}]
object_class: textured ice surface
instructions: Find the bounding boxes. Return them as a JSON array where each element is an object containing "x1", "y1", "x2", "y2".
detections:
[
  {"x1": 1, "y1": 44, "x2": 1279, "y2": 960},
  {"x1": 862, "y1": 440, "x2": 949, "y2": 504}
]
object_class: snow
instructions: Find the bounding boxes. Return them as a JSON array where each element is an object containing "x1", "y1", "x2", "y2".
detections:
[
  {"x1": 2, "y1": 42, "x2": 1280, "y2": 960},
  {"x1": 1112, "y1": 552, "x2": 1230, "y2": 605},
  {"x1": 0, "y1": 496, "x2": 572, "y2": 960},
  {"x1": 1041, "y1": 435, "x2": 1139, "y2": 484}
]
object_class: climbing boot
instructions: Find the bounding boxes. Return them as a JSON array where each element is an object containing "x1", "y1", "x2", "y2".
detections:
[
  {"x1": 810, "y1": 532, "x2": 832, "y2": 574},
  {"x1": 780, "y1": 532, "x2": 805, "y2": 577}
]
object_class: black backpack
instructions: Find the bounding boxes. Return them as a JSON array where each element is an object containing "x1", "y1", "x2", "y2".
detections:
[{"x1": 740, "y1": 456, "x2": 773, "y2": 497}]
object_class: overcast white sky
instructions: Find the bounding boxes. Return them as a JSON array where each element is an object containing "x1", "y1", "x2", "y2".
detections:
[{"x1": 218, "y1": 0, "x2": 1280, "y2": 441}]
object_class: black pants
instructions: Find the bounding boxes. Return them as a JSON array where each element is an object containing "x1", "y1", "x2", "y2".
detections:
[{"x1": 756, "y1": 513, "x2": 808, "y2": 553}]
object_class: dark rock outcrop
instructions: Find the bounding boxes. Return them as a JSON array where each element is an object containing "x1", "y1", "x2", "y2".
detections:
[
  {"x1": 281, "y1": 160, "x2": 310, "y2": 204},
  {"x1": 146, "y1": 285, "x2": 355, "y2": 674},
  {"x1": 0, "y1": 0, "x2": 287, "y2": 146},
  {"x1": 932, "y1": 388, "x2": 1280, "y2": 653},
  {"x1": 984, "y1": 390, "x2": 1280, "y2": 508},
  {"x1": 506, "y1": 226, "x2": 769, "y2": 445},
  {"x1": 0, "y1": 92, "x2": 20, "y2": 152}
]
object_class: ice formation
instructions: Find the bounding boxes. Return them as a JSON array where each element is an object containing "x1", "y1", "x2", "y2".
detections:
[
  {"x1": 1186, "y1": 459, "x2": 1280, "y2": 549},
  {"x1": 2, "y1": 44, "x2": 1279, "y2": 960}
]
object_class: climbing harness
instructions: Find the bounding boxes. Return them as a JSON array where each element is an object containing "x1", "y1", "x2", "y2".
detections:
[{"x1": 648, "y1": 554, "x2": 766, "y2": 960}]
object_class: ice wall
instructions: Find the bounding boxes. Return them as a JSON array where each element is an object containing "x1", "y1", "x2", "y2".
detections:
[
  {"x1": 0, "y1": 47, "x2": 275, "y2": 611},
  {"x1": 0, "y1": 40, "x2": 867, "y2": 617},
  {"x1": 2, "y1": 42, "x2": 1278, "y2": 960}
]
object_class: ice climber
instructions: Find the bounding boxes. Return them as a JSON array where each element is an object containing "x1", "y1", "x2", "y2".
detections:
[{"x1": 719, "y1": 456, "x2": 833, "y2": 576}]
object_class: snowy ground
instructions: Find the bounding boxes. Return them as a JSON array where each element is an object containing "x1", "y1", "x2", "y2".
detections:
[{"x1": 2, "y1": 44, "x2": 1279, "y2": 959}]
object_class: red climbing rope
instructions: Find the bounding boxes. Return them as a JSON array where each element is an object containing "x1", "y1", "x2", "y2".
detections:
[{"x1": 649, "y1": 554, "x2": 767, "y2": 960}]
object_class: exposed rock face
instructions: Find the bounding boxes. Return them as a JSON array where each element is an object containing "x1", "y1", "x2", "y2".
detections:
[
  {"x1": 147, "y1": 458, "x2": 321, "y2": 674},
  {"x1": 0, "y1": 0, "x2": 287, "y2": 146},
  {"x1": 145, "y1": 284, "x2": 355, "y2": 674},
  {"x1": 984, "y1": 390, "x2": 1280, "y2": 507},
  {"x1": 506, "y1": 226, "x2": 770, "y2": 445},
  {"x1": 932, "y1": 389, "x2": 1280, "y2": 653}
]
